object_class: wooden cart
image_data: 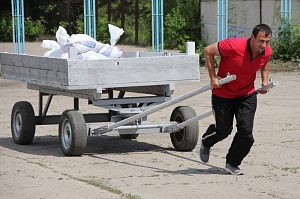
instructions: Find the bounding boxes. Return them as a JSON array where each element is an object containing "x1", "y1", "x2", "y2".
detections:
[{"x1": 0, "y1": 43, "x2": 238, "y2": 156}]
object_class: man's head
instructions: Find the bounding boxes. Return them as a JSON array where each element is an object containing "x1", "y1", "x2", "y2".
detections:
[
  {"x1": 251, "y1": 24, "x2": 272, "y2": 54},
  {"x1": 252, "y1": 24, "x2": 272, "y2": 38}
]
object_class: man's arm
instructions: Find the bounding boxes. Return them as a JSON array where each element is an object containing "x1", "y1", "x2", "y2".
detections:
[
  {"x1": 259, "y1": 61, "x2": 270, "y2": 94},
  {"x1": 204, "y1": 43, "x2": 222, "y2": 88}
]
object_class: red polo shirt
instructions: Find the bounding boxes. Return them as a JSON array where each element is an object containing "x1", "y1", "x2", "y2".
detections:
[{"x1": 213, "y1": 37, "x2": 272, "y2": 98}]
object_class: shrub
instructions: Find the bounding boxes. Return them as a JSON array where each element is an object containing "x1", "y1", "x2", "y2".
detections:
[
  {"x1": 24, "y1": 17, "x2": 45, "y2": 41},
  {"x1": 272, "y1": 21, "x2": 300, "y2": 62},
  {"x1": 0, "y1": 12, "x2": 12, "y2": 41},
  {"x1": 0, "y1": 13, "x2": 46, "y2": 42}
]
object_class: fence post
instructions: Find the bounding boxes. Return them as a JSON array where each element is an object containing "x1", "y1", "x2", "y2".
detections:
[
  {"x1": 11, "y1": 0, "x2": 26, "y2": 54},
  {"x1": 217, "y1": 0, "x2": 228, "y2": 41},
  {"x1": 84, "y1": 0, "x2": 96, "y2": 39},
  {"x1": 281, "y1": 0, "x2": 292, "y2": 26},
  {"x1": 152, "y1": 0, "x2": 164, "y2": 52}
]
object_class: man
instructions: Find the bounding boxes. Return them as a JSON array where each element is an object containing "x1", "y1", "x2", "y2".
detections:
[{"x1": 200, "y1": 24, "x2": 272, "y2": 175}]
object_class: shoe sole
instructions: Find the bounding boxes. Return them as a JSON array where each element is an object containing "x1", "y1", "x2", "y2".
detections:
[
  {"x1": 200, "y1": 157, "x2": 208, "y2": 163},
  {"x1": 224, "y1": 168, "x2": 244, "y2": 175}
]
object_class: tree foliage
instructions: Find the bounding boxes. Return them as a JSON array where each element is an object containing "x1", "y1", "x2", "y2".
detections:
[
  {"x1": 164, "y1": 0, "x2": 201, "y2": 49},
  {"x1": 0, "y1": 11, "x2": 12, "y2": 42},
  {"x1": 0, "y1": 0, "x2": 201, "y2": 49}
]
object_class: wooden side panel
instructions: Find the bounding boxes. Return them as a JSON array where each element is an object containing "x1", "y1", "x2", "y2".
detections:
[
  {"x1": 67, "y1": 54, "x2": 200, "y2": 89},
  {"x1": 0, "y1": 53, "x2": 68, "y2": 87}
]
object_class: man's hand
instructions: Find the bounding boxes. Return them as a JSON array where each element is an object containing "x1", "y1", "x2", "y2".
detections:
[
  {"x1": 258, "y1": 83, "x2": 269, "y2": 94},
  {"x1": 210, "y1": 76, "x2": 222, "y2": 88}
]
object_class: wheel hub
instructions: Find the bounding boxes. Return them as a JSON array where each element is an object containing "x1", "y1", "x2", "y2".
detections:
[{"x1": 62, "y1": 120, "x2": 72, "y2": 149}]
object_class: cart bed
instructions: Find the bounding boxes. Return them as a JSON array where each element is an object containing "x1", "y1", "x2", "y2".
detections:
[{"x1": 0, "y1": 52, "x2": 200, "y2": 90}]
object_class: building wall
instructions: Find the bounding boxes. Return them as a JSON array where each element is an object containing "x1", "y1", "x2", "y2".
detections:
[{"x1": 201, "y1": 0, "x2": 300, "y2": 45}]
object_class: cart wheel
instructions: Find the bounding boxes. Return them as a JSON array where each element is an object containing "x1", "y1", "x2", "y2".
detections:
[
  {"x1": 11, "y1": 101, "x2": 36, "y2": 145},
  {"x1": 119, "y1": 134, "x2": 139, "y2": 139},
  {"x1": 170, "y1": 106, "x2": 199, "y2": 151},
  {"x1": 59, "y1": 110, "x2": 87, "y2": 156}
]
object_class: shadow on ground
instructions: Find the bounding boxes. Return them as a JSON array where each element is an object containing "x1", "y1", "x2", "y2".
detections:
[{"x1": 0, "y1": 135, "x2": 172, "y2": 157}]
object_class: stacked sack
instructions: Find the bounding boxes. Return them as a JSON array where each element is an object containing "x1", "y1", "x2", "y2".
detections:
[{"x1": 42, "y1": 24, "x2": 124, "y2": 60}]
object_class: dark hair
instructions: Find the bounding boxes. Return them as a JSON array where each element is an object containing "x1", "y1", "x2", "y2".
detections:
[{"x1": 252, "y1": 24, "x2": 272, "y2": 38}]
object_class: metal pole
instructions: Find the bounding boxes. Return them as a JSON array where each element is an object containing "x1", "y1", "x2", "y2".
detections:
[
  {"x1": 12, "y1": 0, "x2": 25, "y2": 54},
  {"x1": 225, "y1": 0, "x2": 228, "y2": 39},
  {"x1": 218, "y1": 0, "x2": 228, "y2": 41},
  {"x1": 281, "y1": 0, "x2": 292, "y2": 26},
  {"x1": 176, "y1": 110, "x2": 213, "y2": 130},
  {"x1": 93, "y1": 0, "x2": 96, "y2": 38},
  {"x1": 84, "y1": 0, "x2": 96, "y2": 39},
  {"x1": 152, "y1": 0, "x2": 163, "y2": 52},
  {"x1": 155, "y1": 0, "x2": 159, "y2": 51},
  {"x1": 260, "y1": 0, "x2": 262, "y2": 24},
  {"x1": 217, "y1": 0, "x2": 220, "y2": 41},
  {"x1": 175, "y1": 80, "x2": 279, "y2": 131},
  {"x1": 160, "y1": 0, "x2": 164, "y2": 52},
  {"x1": 95, "y1": 75, "x2": 236, "y2": 133},
  {"x1": 151, "y1": 0, "x2": 154, "y2": 51},
  {"x1": 11, "y1": 0, "x2": 16, "y2": 53}
]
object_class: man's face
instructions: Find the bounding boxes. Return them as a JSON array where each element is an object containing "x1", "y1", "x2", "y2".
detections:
[{"x1": 251, "y1": 30, "x2": 271, "y2": 54}]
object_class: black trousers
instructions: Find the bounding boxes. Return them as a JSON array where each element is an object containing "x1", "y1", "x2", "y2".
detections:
[{"x1": 202, "y1": 92, "x2": 257, "y2": 167}]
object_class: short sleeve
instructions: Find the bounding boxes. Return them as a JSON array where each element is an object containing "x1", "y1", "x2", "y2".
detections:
[{"x1": 218, "y1": 38, "x2": 237, "y2": 57}]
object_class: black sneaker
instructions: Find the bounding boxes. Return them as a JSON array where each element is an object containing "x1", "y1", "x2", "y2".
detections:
[
  {"x1": 199, "y1": 142, "x2": 210, "y2": 163},
  {"x1": 224, "y1": 163, "x2": 244, "y2": 175},
  {"x1": 199, "y1": 124, "x2": 215, "y2": 163}
]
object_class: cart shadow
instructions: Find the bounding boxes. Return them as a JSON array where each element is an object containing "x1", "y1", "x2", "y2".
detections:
[
  {"x1": 0, "y1": 135, "x2": 62, "y2": 156},
  {"x1": 0, "y1": 135, "x2": 172, "y2": 157},
  {"x1": 85, "y1": 135, "x2": 173, "y2": 154},
  {"x1": 0, "y1": 136, "x2": 229, "y2": 175},
  {"x1": 87, "y1": 150, "x2": 229, "y2": 176}
]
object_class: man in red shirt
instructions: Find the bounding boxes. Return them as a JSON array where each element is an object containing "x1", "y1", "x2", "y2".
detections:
[{"x1": 199, "y1": 24, "x2": 272, "y2": 175}]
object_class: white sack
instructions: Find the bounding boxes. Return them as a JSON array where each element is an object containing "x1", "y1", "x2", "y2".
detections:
[
  {"x1": 108, "y1": 24, "x2": 124, "y2": 46},
  {"x1": 56, "y1": 26, "x2": 106, "y2": 53},
  {"x1": 78, "y1": 51, "x2": 109, "y2": 60},
  {"x1": 98, "y1": 44, "x2": 124, "y2": 58},
  {"x1": 44, "y1": 49, "x2": 68, "y2": 59},
  {"x1": 41, "y1": 40, "x2": 60, "y2": 50}
]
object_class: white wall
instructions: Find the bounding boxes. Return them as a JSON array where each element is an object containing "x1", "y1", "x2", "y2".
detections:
[{"x1": 201, "y1": 0, "x2": 300, "y2": 45}]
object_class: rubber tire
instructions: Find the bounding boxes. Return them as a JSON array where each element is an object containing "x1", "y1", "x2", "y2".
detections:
[
  {"x1": 59, "y1": 110, "x2": 87, "y2": 156},
  {"x1": 11, "y1": 101, "x2": 36, "y2": 145},
  {"x1": 118, "y1": 113, "x2": 139, "y2": 139},
  {"x1": 119, "y1": 134, "x2": 139, "y2": 139},
  {"x1": 170, "y1": 106, "x2": 199, "y2": 151}
]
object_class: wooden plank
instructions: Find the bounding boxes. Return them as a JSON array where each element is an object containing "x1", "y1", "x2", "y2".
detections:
[
  {"x1": 115, "y1": 84, "x2": 175, "y2": 97},
  {"x1": 139, "y1": 52, "x2": 164, "y2": 57},
  {"x1": 124, "y1": 51, "x2": 139, "y2": 58},
  {"x1": 27, "y1": 83, "x2": 101, "y2": 100},
  {"x1": 125, "y1": 51, "x2": 182, "y2": 58},
  {"x1": 0, "y1": 53, "x2": 67, "y2": 72},
  {"x1": 2, "y1": 63, "x2": 68, "y2": 86},
  {"x1": 1, "y1": 53, "x2": 69, "y2": 87}
]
